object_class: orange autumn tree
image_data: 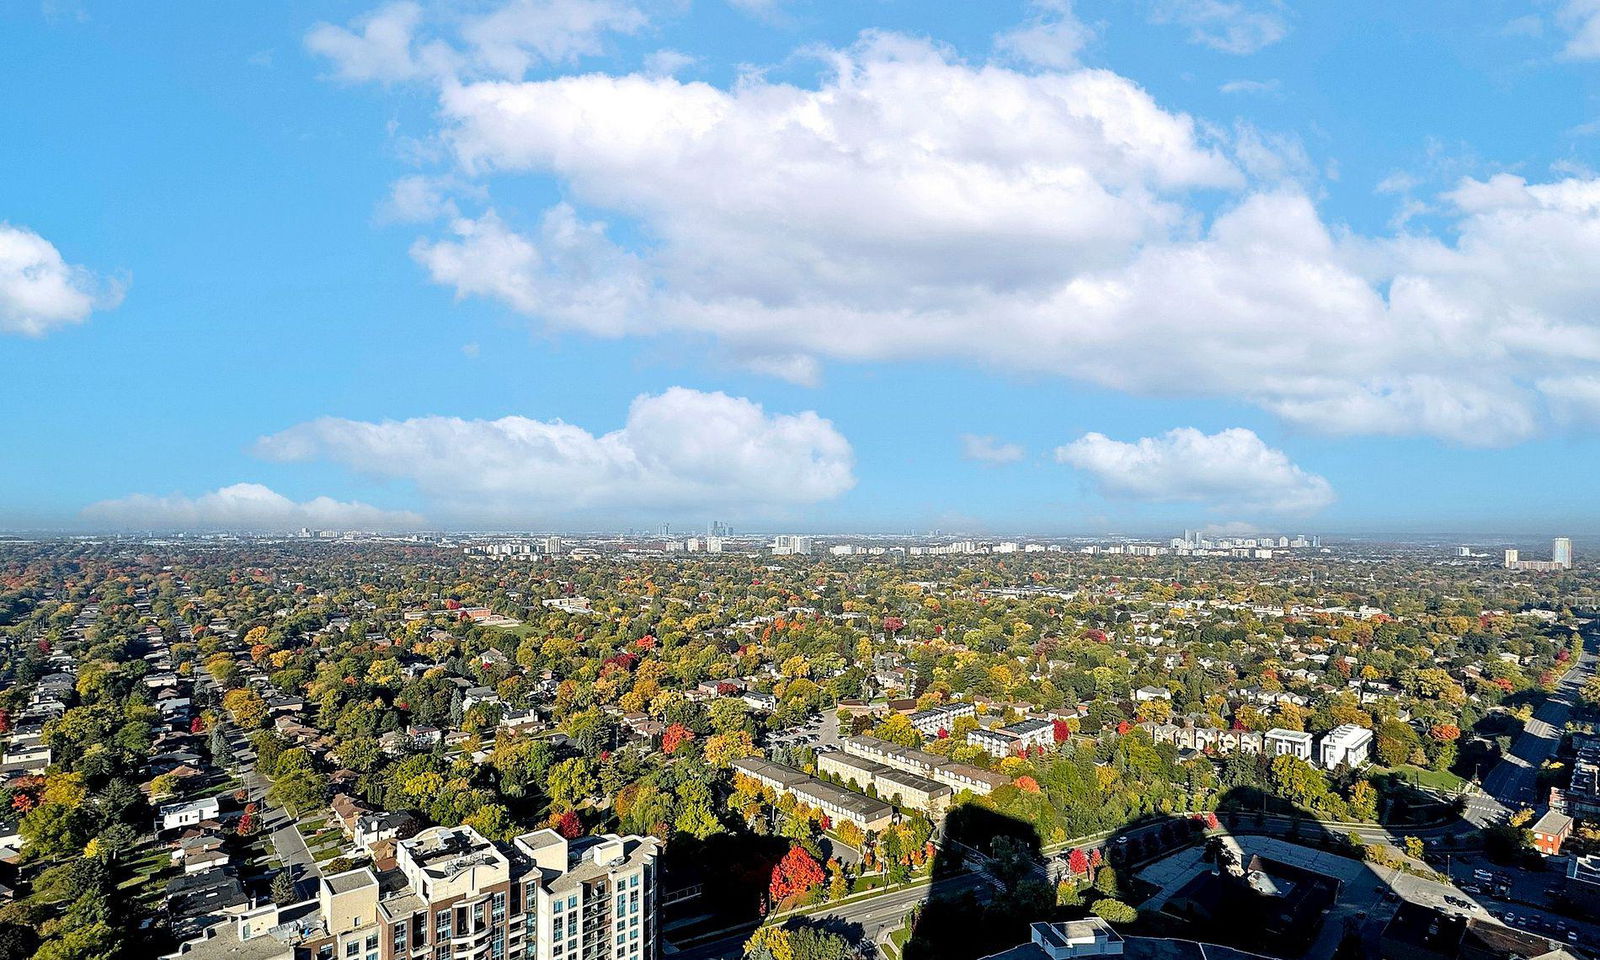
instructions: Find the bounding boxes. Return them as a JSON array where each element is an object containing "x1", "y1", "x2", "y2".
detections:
[{"x1": 662, "y1": 723, "x2": 695, "y2": 755}]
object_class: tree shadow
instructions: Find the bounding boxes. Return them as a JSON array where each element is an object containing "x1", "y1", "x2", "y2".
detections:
[
  {"x1": 897, "y1": 776, "x2": 1573, "y2": 960},
  {"x1": 659, "y1": 830, "x2": 791, "y2": 935},
  {"x1": 902, "y1": 807, "x2": 1048, "y2": 960}
]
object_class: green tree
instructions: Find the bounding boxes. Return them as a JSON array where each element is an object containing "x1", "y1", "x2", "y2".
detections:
[
  {"x1": 1091, "y1": 899, "x2": 1137, "y2": 924},
  {"x1": 270, "y1": 870, "x2": 297, "y2": 906}
]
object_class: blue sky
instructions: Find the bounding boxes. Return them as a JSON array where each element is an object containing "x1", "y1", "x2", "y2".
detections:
[{"x1": 4, "y1": 0, "x2": 1600, "y2": 535}]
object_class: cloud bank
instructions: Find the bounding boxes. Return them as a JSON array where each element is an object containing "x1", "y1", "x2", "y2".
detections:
[
  {"x1": 254, "y1": 387, "x2": 855, "y2": 520},
  {"x1": 83, "y1": 483, "x2": 421, "y2": 531},
  {"x1": 301, "y1": 3, "x2": 1600, "y2": 450},
  {"x1": 390, "y1": 36, "x2": 1600, "y2": 447},
  {"x1": 1056, "y1": 427, "x2": 1334, "y2": 513}
]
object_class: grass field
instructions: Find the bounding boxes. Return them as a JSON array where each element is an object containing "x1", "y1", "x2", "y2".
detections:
[{"x1": 1378, "y1": 764, "x2": 1468, "y2": 792}]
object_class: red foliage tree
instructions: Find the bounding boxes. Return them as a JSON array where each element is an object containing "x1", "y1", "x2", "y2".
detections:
[
  {"x1": 1088, "y1": 848, "x2": 1103, "y2": 869},
  {"x1": 769, "y1": 845, "x2": 825, "y2": 903},
  {"x1": 662, "y1": 723, "x2": 695, "y2": 755},
  {"x1": 190, "y1": 716, "x2": 205, "y2": 734},
  {"x1": 1205, "y1": 812, "x2": 1220, "y2": 830},
  {"x1": 1428, "y1": 723, "x2": 1461, "y2": 742},
  {"x1": 557, "y1": 810, "x2": 583, "y2": 839},
  {"x1": 1014, "y1": 776, "x2": 1041, "y2": 793},
  {"x1": 237, "y1": 803, "x2": 258, "y2": 836},
  {"x1": 882, "y1": 616, "x2": 905, "y2": 636},
  {"x1": 1115, "y1": 720, "x2": 1132, "y2": 736},
  {"x1": 1067, "y1": 848, "x2": 1089, "y2": 876},
  {"x1": 1052, "y1": 718, "x2": 1071, "y2": 743}
]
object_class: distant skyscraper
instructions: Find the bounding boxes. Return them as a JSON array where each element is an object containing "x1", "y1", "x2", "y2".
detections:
[
  {"x1": 772, "y1": 535, "x2": 812, "y2": 555},
  {"x1": 1554, "y1": 537, "x2": 1574, "y2": 569}
]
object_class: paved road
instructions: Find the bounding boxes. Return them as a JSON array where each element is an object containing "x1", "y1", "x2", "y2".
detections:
[
  {"x1": 232, "y1": 726, "x2": 322, "y2": 898},
  {"x1": 1474, "y1": 637, "x2": 1596, "y2": 823},
  {"x1": 665, "y1": 874, "x2": 989, "y2": 960}
]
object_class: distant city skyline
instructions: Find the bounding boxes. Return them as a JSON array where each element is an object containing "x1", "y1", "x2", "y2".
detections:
[{"x1": 8, "y1": 3, "x2": 1600, "y2": 532}]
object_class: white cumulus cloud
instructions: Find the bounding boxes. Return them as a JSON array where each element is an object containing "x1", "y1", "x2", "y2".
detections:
[
  {"x1": 411, "y1": 206, "x2": 649, "y2": 337},
  {"x1": 314, "y1": 24, "x2": 1600, "y2": 448},
  {"x1": 82, "y1": 483, "x2": 421, "y2": 531},
  {"x1": 961, "y1": 434, "x2": 1026, "y2": 464},
  {"x1": 1056, "y1": 427, "x2": 1333, "y2": 514},
  {"x1": 254, "y1": 387, "x2": 855, "y2": 521},
  {"x1": 0, "y1": 223, "x2": 123, "y2": 337}
]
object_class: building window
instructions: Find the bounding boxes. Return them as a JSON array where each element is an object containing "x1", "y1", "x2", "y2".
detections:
[
  {"x1": 346, "y1": 943, "x2": 360, "y2": 958},
  {"x1": 568, "y1": 897, "x2": 578, "y2": 911}
]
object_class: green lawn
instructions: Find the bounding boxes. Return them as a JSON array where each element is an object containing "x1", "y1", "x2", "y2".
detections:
[{"x1": 1377, "y1": 765, "x2": 1468, "y2": 792}]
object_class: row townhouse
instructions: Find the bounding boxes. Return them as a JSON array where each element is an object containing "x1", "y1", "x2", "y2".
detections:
[
  {"x1": 814, "y1": 751, "x2": 952, "y2": 815},
  {"x1": 200, "y1": 826, "x2": 661, "y2": 960},
  {"x1": 1140, "y1": 723, "x2": 1265, "y2": 756},
  {"x1": 1553, "y1": 734, "x2": 1600, "y2": 823},
  {"x1": 732, "y1": 758, "x2": 895, "y2": 832},
  {"x1": 838, "y1": 736, "x2": 1012, "y2": 797},
  {"x1": 965, "y1": 719, "x2": 1054, "y2": 758},
  {"x1": 908, "y1": 702, "x2": 977, "y2": 737},
  {"x1": 1140, "y1": 722, "x2": 1371, "y2": 770}
]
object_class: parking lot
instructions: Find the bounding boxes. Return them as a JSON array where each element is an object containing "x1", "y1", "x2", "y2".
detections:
[{"x1": 764, "y1": 708, "x2": 841, "y2": 751}]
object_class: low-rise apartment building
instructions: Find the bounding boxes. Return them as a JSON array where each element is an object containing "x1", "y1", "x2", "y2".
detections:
[
  {"x1": 815, "y1": 750, "x2": 951, "y2": 815},
  {"x1": 1318, "y1": 724, "x2": 1373, "y2": 770},
  {"x1": 732, "y1": 757, "x2": 895, "y2": 832},
  {"x1": 1264, "y1": 729, "x2": 1314, "y2": 762}
]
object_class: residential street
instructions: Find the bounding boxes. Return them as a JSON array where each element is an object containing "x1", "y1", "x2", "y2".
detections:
[
  {"x1": 664, "y1": 873, "x2": 990, "y2": 960},
  {"x1": 231, "y1": 724, "x2": 322, "y2": 900},
  {"x1": 1474, "y1": 635, "x2": 1596, "y2": 822}
]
